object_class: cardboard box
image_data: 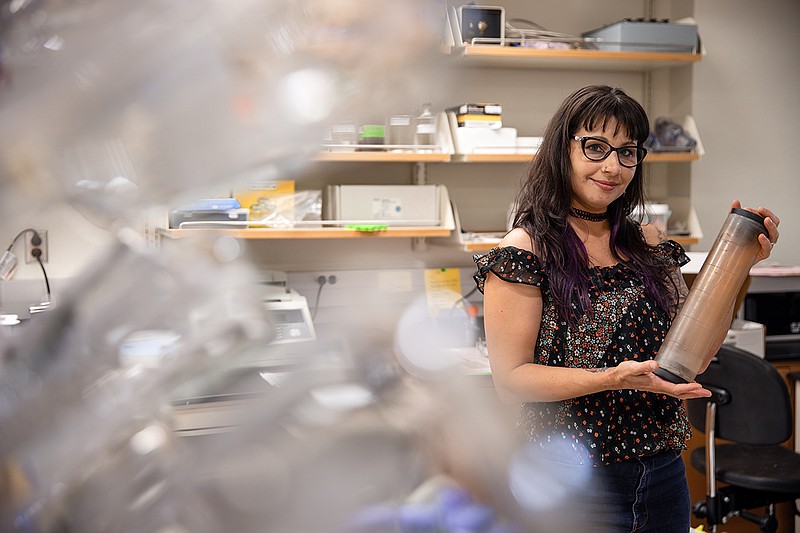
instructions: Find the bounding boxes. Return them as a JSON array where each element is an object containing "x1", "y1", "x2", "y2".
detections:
[{"x1": 233, "y1": 180, "x2": 295, "y2": 213}]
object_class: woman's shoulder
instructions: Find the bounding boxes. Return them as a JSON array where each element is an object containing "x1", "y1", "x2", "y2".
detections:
[
  {"x1": 498, "y1": 227, "x2": 536, "y2": 252},
  {"x1": 473, "y1": 228, "x2": 546, "y2": 292}
]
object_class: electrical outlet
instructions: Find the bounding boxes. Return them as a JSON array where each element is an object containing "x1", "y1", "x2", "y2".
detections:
[
  {"x1": 25, "y1": 230, "x2": 48, "y2": 264},
  {"x1": 315, "y1": 274, "x2": 338, "y2": 285}
]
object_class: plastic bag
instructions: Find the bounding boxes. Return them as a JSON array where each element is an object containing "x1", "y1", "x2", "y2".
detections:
[
  {"x1": 645, "y1": 118, "x2": 697, "y2": 152},
  {"x1": 249, "y1": 190, "x2": 322, "y2": 228}
]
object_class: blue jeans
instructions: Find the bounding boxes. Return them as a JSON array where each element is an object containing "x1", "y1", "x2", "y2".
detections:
[
  {"x1": 509, "y1": 444, "x2": 690, "y2": 533},
  {"x1": 587, "y1": 450, "x2": 691, "y2": 533}
]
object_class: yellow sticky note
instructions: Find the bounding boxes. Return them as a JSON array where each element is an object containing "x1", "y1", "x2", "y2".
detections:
[{"x1": 424, "y1": 268, "x2": 463, "y2": 316}]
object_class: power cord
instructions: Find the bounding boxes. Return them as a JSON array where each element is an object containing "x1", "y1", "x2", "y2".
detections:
[
  {"x1": 451, "y1": 284, "x2": 479, "y2": 313},
  {"x1": 4, "y1": 228, "x2": 38, "y2": 254},
  {"x1": 1, "y1": 228, "x2": 52, "y2": 305},
  {"x1": 311, "y1": 274, "x2": 337, "y2": 320},
  {"x1": 31, "y1": 248, "x2": 51, "y2": 301},
  {"x1": 504, "y1": 18, "x2": 584, "y2": 46}
]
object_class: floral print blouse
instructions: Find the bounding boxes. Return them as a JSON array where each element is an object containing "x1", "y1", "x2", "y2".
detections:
[{"x1": 473, "y1": 241, "x2": 691, "y2": 466}]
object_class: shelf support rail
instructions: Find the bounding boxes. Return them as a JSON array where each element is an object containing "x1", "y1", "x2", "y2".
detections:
[{"x1": 413, "y1": 162, "x2": 427, "y2": 185}]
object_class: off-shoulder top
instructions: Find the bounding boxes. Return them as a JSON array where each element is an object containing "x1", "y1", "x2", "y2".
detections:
[{"x1": 473, "y1": 240, "x2": 691, "y2": 466}]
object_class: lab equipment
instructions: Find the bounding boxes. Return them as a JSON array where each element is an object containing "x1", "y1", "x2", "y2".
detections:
[
  {"x1": 655, "y1": 208, "x2": 767, "y2": 383},
  {"x1": 324, "y1": 185, "x2": 445, "y2": 227},
  {"x1": 358, "y1": 124, "x2": 386, "y2": 151},
  {"x1": 582, "y1": 19, "x2": 699, "y2": 53},
  {"x1": 458, "y1": 5, "x2": 505, "y2": 45},
  {"x1": 170, "y1": 198, "x2": 248, "y2": 229},
  {"x1": 265, "y1": 291, "x2": 316, "y2": 344}
]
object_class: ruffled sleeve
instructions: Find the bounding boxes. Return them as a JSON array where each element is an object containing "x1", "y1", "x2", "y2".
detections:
[
  {"x1": 473, "y1": 246, "x2": 547, "y2": 294},
  {"x1": 655, "y1": 239, "x2": 690, "y2": 268}
]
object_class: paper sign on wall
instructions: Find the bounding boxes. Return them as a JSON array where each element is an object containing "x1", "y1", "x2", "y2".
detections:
[{"x1": 424, "y1": 267, "x2": 463, "y2": 316}]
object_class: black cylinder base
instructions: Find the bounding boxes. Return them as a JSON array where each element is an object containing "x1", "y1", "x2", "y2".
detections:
[{"x1": 654, "y1": 367, "x2": 689, "y2": 384}]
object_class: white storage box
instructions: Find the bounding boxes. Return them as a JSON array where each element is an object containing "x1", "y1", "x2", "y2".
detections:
[
  {"x1": 456, "y1": 127, "x2": 517, "y2": 154},
  {"x1": 324, "y1": 185, "x2": 444, "y2": 227},
  {"x1": 723, "y1": 319, "x2": 766, "y2": 358}
]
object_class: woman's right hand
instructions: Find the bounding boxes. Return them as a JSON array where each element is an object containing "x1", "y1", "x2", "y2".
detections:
[
  {"x1": 611, "y1": 360, "x2": 712, "y2": 400},
  {"x1": 731, "y1": 200, "x2": 780, "y2": 264}
]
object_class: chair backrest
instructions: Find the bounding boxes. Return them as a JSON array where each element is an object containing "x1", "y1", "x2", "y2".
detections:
[{"x1": 686, "y1": 344, "x2": 793, "y2": 445}]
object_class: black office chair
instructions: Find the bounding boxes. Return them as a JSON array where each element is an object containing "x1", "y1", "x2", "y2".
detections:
[{"x1": 686, "y1": 344, "x2": 800, "y2": 532}]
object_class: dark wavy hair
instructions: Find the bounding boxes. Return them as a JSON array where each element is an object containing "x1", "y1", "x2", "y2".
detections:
[{"x1": 512, "y1": 84, "x2": 679, "y2": 324}]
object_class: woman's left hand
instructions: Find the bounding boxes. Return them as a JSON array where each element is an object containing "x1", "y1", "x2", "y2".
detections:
[{"x1": 731, "y1": 200, "x2": 780, "y2": 263}]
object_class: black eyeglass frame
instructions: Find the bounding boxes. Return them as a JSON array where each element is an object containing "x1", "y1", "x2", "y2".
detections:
[{"x1": 572, "y1": 136, "x2": 648, "y2": 168}]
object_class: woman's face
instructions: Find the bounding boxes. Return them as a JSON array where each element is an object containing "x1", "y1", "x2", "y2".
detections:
[{"x1": 569, "y1": 117, "x2": 637, "y2": 214}]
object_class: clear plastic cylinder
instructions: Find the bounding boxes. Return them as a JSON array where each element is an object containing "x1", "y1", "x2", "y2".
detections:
[{"x1": 654, "y1": 208, "x2": 767, "y2": 383}]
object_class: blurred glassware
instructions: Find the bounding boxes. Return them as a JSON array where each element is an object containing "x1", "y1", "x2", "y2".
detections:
[
  {"x1": 0, "y1": 0, "x2": 448, "y2": 224},
  {"x1": 414, "y1": 102, "x2": 437, "y2": 150},
  {"x1": 386, "y1": 114, "x2": 415, "y2": 152}
]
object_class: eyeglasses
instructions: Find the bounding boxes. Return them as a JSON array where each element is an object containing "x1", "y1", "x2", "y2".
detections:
[{"x1": 573, "y1": 136, "x2": 647, "y2": 168}]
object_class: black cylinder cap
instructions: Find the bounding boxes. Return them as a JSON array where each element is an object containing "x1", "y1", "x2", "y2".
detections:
[{"x1": 730, "y1": 207, "x2": 767, "y2": 233}]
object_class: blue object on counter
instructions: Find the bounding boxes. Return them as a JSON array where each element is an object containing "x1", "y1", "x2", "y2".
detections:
[
  {"x1": 177, "y1": 198, "x2": 242, "y2": 211},
  {"x1": 398, "y1": 503, "x2": 440, "y2": 532},
  {"x1": 437, "y1": 486, "x2": 474, "y2": 511},
  {"x1": 169, "y1": 198, "x2": 248, "y2": 228},
  {"x1": 442, "y1": 503, "x2": 496, "y2": 532},
  {"x1": 486, "y1": 523, "x2": 523, "y2": 533},
  {"x1": 344, "y1": 503, "x2": 398, "y2": 533}
]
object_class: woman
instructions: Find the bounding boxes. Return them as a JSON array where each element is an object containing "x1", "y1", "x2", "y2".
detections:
[{"x1": 473, "y1": 85, "x2": 780, "y2": 532}]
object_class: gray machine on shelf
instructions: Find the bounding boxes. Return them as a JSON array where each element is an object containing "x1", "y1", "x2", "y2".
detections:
[{"x1": 582, "y1": 19, "x2": 699, "y2": 53}]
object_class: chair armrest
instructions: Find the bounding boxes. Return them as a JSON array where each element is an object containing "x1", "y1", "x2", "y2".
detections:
[{"x1": 704, "y1": 384, "x2": 731, "y2": 405}]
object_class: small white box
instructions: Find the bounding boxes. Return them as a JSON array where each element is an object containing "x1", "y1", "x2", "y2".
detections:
[
  {"x1": 324, "y1": 185, "x2": 442, "y2": 226},
  {"x1": 724, "y1": 319, "x2": 766, "y2": 358},
  {"x1": 457, "y1": 127, "x2": 517, "y2": 154}
]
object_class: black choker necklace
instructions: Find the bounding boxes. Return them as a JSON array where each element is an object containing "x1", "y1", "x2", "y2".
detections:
[{"x1": 570, "y1": 207, "x2": 608, "y2": 222}]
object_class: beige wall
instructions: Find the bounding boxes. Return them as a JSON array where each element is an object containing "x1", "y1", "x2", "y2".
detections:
[{"x1": 692, "y1": 0, "x2": 800, "y2": 264}]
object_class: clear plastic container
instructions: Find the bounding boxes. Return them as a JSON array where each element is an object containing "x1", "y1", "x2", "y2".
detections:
[
  {"x1": 330, "y1": 121, "x2": 358, "y2": 152},
  {"x1": 414, "y1": 103, "x2": 436, "y2": 150},
  {"x1": 655, "y1": 208, "x2": 767, "y2": 383},
  {"x1": 387, "y1": 114, "x2": 414, "y2": 151}
]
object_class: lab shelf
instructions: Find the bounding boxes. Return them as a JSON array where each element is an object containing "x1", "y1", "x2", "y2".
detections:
[
  {"x1": 159, "y1": 185, "x2": 457, "y2": 242},
  {"x1": 449, "y1": 152, "x2": 701, "y2": 164},
  {"x1": 445, "y1": 200, "x2": 704, "y2": 253},
  {"x1": 313, "y1": 151, "x2": 451, "y2": 163},
  {"x1": 311, "y1": 151, "x2": 701, "y2": 164},
  {"x1": 159, "y1": 226, "x2": 452, "y2": 240},
  {"x1": 457, "y1": 233, "x2": 700, "y2": 253},
  {"x1": 452, "y1": 44, "x2": 702, "y2": 71},
  {"x1": 315, "y1": 116, "x2": 703, "y2": 164}
]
